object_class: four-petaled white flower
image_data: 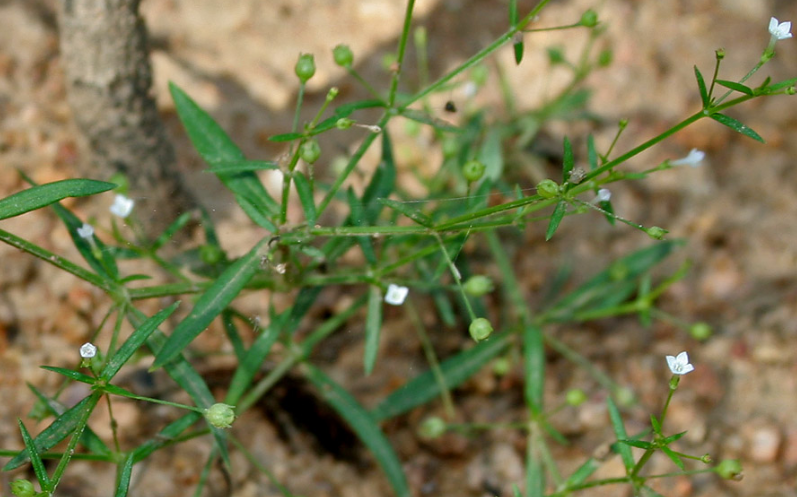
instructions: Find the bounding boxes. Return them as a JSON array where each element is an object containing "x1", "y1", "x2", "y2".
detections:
[
  {"x1": 80, "y1": 342, "x2": 97, "y2": 359},
  {"x1": 110, "y1": 194, "x2": 135, "y2": 218},
  {"x1": 384, "y1": 284, "x2": 409, "y2": 306},
  {"x1": 671, "y1": 148, "x2": 705, "y2": 167},
  {"x1": 76, "y1": 223, "x2": 94, "y2": 240},
  {"x1": 769, "y1": 17, "x2": 792, "y2": 41},
  {"x1": 666, "y1": 351, "x2": 694, "y2": 375}
]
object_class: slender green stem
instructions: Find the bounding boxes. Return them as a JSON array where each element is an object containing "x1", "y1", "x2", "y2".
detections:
[
  {"x1": 406, "y1": 300, "x2": 455, "y2": 419},
  {"x1": 0, "y1": 228, "x2": 117, "y2": 295},
  {"x1": 387, "y1": 0, "x2": 417, "y2": 108},
  {"x1": 404, "y1": 2, "x2": 551, "y2": 108}
]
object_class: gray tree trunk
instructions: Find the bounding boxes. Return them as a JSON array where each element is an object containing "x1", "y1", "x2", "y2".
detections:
[{"x1": 59, "y1": 0, "x2": 195, "y2": 237}]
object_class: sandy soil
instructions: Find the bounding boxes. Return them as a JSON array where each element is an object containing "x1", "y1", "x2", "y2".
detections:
[{"x1": 1, "y1": 0, "x2": 796, "y2": 496}]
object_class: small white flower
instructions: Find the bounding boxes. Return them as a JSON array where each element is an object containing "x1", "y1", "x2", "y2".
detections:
[
  {"x1": 670, "y1": 148, "x2": 705, "y2": 167},
  {"x1": 76, "y1": 223, "x2": 94, "y2": 240},
  {"x1": 595, "y1": 188, "x2": 611, "y2": 203},
  {"x1": 110, "y1": 194, "x2": 135, "y2": 218},
  {"x1": 80, "y1": 342, "x2": 97, "y2": 359},
  {"x1": 666, "y1": 351, "x2": 694, "y2": 375},
  {"x1": 769, "y1": 17, "x2": 792, "y2": 41},
  {"x1": 384, "y1": 284, "x2": 409, "y2": 306}
]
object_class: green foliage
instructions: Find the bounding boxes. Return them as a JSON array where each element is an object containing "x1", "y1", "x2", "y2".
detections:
[{"x1": 0, "y1": 3, "x2": 791, "y2": 496}]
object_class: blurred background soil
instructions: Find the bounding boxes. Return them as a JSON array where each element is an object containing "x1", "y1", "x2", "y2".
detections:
[{"x1": 1, "y1": 0, "x2": 797, "y2": 496}]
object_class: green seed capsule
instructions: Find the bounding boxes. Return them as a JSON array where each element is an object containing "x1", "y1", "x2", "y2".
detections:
[
  {"x1": 332, "y1": 44, "x2": 354, "y2": 68},
  {"x1": 463, "y1": 275, "x2": 494, "y2": 297},
  {"x1": 645, "y1": 226, "x2": 668, "y2": 240},
  {"x1": 300, "y1": 139, "x2": 321, "y2": 164},
  {"x1": 580, "y1": 9, "x2": 599, "y2": 27},
  {"x1": 418, "y1": 416, "x2": 447, "y2": 439},
  {"x1": 10, "y1": 480, "x2": 36, "y2": 497},
  {"x1": 689, "y1": 322, "x2": 713, "y2": 340},
  {"x1": 295, "y1": 53, "x2": 316, "y2": 83},
  {"x1": 204, "y1": 403, "x2": 236, "y2": 429},
  {"x1": 469, "y1": 317, "x2": 494, "y2": 342},
  {"x1": 536, "y1": 179, "x2": 560, "y2": 198},
  {"x1": 462, "y1": 160, "x2": 486, "y2": 182},
  {"x1": 716, "y1": 459, "x2": 743, "y2": 480},
  {"x1": 200, "y1": 244, "x2": 224, "y2": 265},
  {"x1": 565, "y1": 389, "x2": 587, "y2": 406}
]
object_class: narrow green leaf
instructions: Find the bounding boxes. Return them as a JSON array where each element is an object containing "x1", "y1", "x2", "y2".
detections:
[
  {"x1": 221, "y1": 311, "x2": 247, "y2": 362},
  {"x1": 18, "y1": 419, "x2": 51, "y2": 490},
  {"x1": 693, "y1": 66, "x2": 709, "y2": 107},
  {"x1": 304, "y1": 364, "x2": 410, "y2": 497},
  {"x1": 710, "y1": 113, "x2": 765, "y2": 143},
  {"x1": 152, "y1": 211, "x2": 194, "y2": 251},
  {"x1": 523, "y1": 324, "x2": 545, "y2": 413},
  {"x1": 286, "y1": 286, "x2": 323, "y2": 335},
  {"x1": 650, "y1": 413, "x2": 661, "y2": 434},
  {"x1": 600, "y1": 198, "x2": 616, "y2": 226},
  {"x1": 400, "y1": 108, "x2": 460, "y2": 132},
  {"x1": 40, "y1": 367, "x2": 95, "y2": 385},
  {"x1": 545, "y1": 200, "x2": 567, "y2": 241},
  {"x1": 225, "y1": 315, "x2": 284, "y2": 405},
  {"x1": 621, "y1": 439, "x2": 653, "y2": 449},
  {"x1": 607, "y1": 397, "x2": 635, "y2": 470},
  {"x1": 510, "y1": 0, "x2": 523, "y2": 64},
  {"x1": 26, "y1": 383, "x2": 111, "y2": 458},
  {"x1": 169, "y1": 82, "x2": 278, "y2": 230},
  {"x1": 513, "y1": 41, "x2": 524, "y2": 65},
  {"x1": 362, "y1": 132, "x2": 397, "y2": 223},
  {"x1": 562, "y1": 136, "x2": 574, "y2": 182},
  {"x1": 293, "y1": 172, "x2": 317, "y2": 228},
  {"x1": 364, "y1": 285, "x2": 384, "y2": 375},
  {"x1": 0, "y1": 179, "x2": 115, "y2": 221},
  {"x1": 715, "y1": 79, "x2": 754, "y2": 96},
  {"x1": 526, "y1": 440, "x2": 544, "y2": 497},
  {"x1": 152, "y1": 237, "x2": 269, "y2": 368},
  {"x1": 102, "y1": 303, "x2": 179, "y2": 381},
  {"x1": 586, "y1": 134, "x2": 598, "y2": 170},
  {"x1": 662, "y1": 431, "x2": 688, "y2": 444},
  {"x1": 379, "y1": 198, "x2": 434, "y2": 228},
  {"x1": 4, "y1": 395, "x2": 101, "y2": 471},
  {"x1": 348, "y1": 188, "x2": 377, "y2": 265},
  {"x1": 131, "y1": 412, "x2": 202, "y2": 463},
  {"x1": 547, "y1": 240, "x2": 682, "y2": 321},
  {"x1": 563, "y1": 458, "x2": 600, "y2": 488},
  {"x1": 114, "y1": 453, "x2": 135, "y2": 497},
  {"x1": 205, "y1": 160, "x2": 279, "y2": 173},
  {"x1": 764, "y1": 77, "x2": 797, "y2": 92},
  {"x1": 661, "y1": 446, "x2": 685, "y2": 471},
  {"x1": 268, "y1": 132, "x2": 304, "y2": 142},
  {"x1": 372, "y1": 333, "x2": 510, "y2": 421}
]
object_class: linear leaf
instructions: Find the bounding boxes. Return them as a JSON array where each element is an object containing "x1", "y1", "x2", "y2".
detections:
[
  {"x1": 225, "y1": 315, "x2": 284, "y2": 405},
  {"x1": 40, "y1": 367, "x2": 95, "y2": 385},
  {"x1": 545, "y1": 200, "x2": 567, "y2": 241},
  {"x1": 607, "y1": 397, "x2": 635, "y2": 470},
  {"x1": 152, "y1": 237, "x2": 269, "y2": 368},
  {"x1": 399, "y1": 108, "x2": 460, "y2": 133},
  {"x1": 101, "y1": 302, "x2": 179, "y2": 381},
  {"x1": 710, "y1": 113, "x2": 764, "y2": 143},
  {"x1": 362, "y1": 132, "x2": 397, "y2": 224},
  {"x1": 378, "y1": 198, "x2": 433, "y2": 228},
  {"x1": 304, "y1": 364, "x2": 410, "y2": 497},
  {"x1": 4, "y1": 394, "x2": 101, "y2": 470},
  {"x1": 169, "y1": 82, "x2": 278, "y2": 230},
  {"x1": 205, "y1": 160, "x2": 279, "y2": 173},
  {"x1": 693, "y1": 66, "x2": 709, "y2": 107},
  {"x1": 0, "y1": 179, "x2": 115, "y2": 221},
  {"x1": 114, "y1": 453, "x2": 135, "y2": 497},
  {"x1": 293, "y1": 171, "x2": 317, "y2": 228},
  {"x1": 715, "y1": 79, "x2": 754, "y2": 96},
  {"x1": 26, "y1": 383, "x2": 111, "y2": 458},
  {"x1": 661, "y1": 446, "x2": 685, "y2": 471},
  {"x1": 372, "y1": 333, "x2": 510, "y2": 421},
  {"x1": 348, "y1": 188, "x2": 377, "y2": 265},
  {"x1": 18, "y1": 419, "x2": 51, "y2": 490},
  {"x1": 561, "y1": 136, "x2": 574, "y2": 182},
  {"x1": 523, "y1": 324, "x2": 545, "y2": 413},
  {"x1": 364, "y1": 285, "x2": 383, "y2": 375}
]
